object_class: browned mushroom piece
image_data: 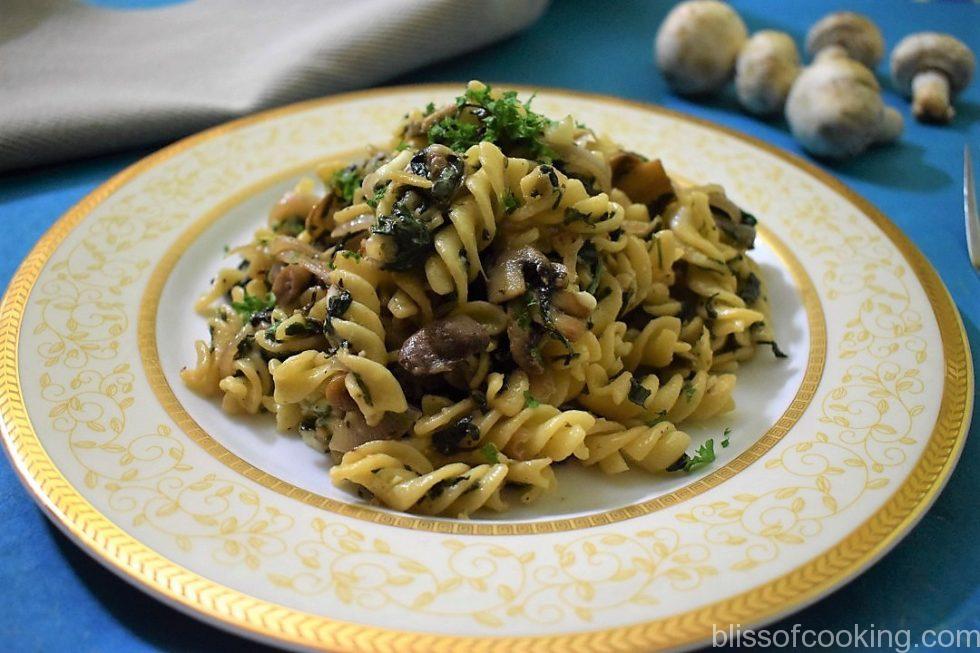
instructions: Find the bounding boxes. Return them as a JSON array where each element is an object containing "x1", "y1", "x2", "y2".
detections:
[
  {"x1": 610, "y1": 153, "x2": 674, "y2": 206},
  {"x1": 696, "y1": 186, "x2": 757, "y2": 249},
  {"x1": 506, "y1": 319, "x2": 544, "y2": 375},
  {"x1": 305, "y1": 191, "x2": 339, "y2": 240},
  {"x1": 549, "y1": 290, "x2": 593, "y2": 342},
  {"x1": 398, "y1": 314, "x2": 490, "y2": 376},
  {"x1": 487, "y1": 247, "x2": 567, "y2": 304},
  {"x1": 271, "y1": 264, "x2": 314, "y2": 308},
  {"x1": 328, "y1": 406, "x2": 421, "y2": 457},
  {"x1": 323, "y1": 374, "x2": 358, "y2": 412}
]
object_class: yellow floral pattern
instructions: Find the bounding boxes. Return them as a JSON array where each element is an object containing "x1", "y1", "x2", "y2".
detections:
[
  {"x1": 0, "y1": 86, "x2": 968, "y2": 650},
  {"x1": 269, "y1": 520, "x2": 715, "y2": 628}
]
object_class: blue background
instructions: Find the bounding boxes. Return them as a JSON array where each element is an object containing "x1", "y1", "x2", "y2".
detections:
[{"x1": 1, "y1": 1, "x2": 977, "y2": 650}]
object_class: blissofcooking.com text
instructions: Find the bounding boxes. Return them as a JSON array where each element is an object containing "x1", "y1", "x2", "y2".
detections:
[{"x1": 713, "y1": 624, "x2": 980, "y2": 651}]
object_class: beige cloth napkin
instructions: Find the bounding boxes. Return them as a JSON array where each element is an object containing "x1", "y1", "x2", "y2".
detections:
[{"x1": 0, "y1": 0, "x2": 548, "y2": 172}]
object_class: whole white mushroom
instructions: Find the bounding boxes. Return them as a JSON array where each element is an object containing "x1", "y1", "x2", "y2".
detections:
[
  {"x1": 654, "y1": 0, "x2": 748, "y2": 95},
  {"x1": 785, "y1": 50, "x2": 903, "y2": 159},
  {"x1": 735, "y1": 30, "x2": 801, "y2": 116},
  {"x1": 805, "y1": 11, "x2": 884, "y2": 68},
  {"x1": 891, "y1": 32, "x2": 975, "y2": 123}
]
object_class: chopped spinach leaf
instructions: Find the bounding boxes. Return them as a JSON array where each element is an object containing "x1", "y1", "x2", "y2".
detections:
[
  {"x1": 371, "y1": 206, "x2": 434, "y2": 271},
  {"x1": 627, "y1": 377, "x2": 651, "y2": 407},
  {"x1": 431, "y1": 417, "x2": 481, "y2": 455}
]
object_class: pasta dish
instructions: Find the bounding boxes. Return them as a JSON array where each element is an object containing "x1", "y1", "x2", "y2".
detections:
[{"x1": 183, "y1": 82, "x2": 781, "y2": 518}]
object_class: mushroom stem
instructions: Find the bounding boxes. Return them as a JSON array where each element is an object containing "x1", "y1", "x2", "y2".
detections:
[
  {"x1": 815, "y1": 44, "x2": 850, "y2": 63},
  {"x1": 911, "y1": 70, "x2": 954, "y2": 122}
]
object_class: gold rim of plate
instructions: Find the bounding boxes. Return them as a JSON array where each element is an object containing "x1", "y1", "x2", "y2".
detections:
[{"x1": 0, "y1": 84, "x2": 973, "y2": 651}]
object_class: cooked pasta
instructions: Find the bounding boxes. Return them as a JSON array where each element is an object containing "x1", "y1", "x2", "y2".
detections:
[{"x1": 183, "y1": 81, "x2": 782, "y2": 517}]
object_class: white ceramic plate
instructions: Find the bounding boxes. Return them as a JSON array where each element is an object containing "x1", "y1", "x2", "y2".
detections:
[{"x1": 0, "y1": 85, "x2": 972, "y2": 652}]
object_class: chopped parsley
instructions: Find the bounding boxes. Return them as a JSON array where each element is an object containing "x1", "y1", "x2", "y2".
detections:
[
  {"x1": 667, "y1": 439, "x2": 717, "y2": 473},
  {"x1": 480, "y1": 442, "x2": 500, "y2": 464},
  {"x1": 427, "y1": 118, "x2": 481, "y2": 153},
  {"x1": 366, "y1": 184, "x2": 388, "y2": 209},
  {"x1": 721, "y1": 427, "x2": 732, "y2": 448},
  {"x1": 523, "y1": 390, "x2": 540, "y2": 409},
  {"x1": 426, "y1": 84, "x2": 557, "y2": 161},
  {"x1": 627, "y1": 377, "x2": 651, "y2": 407},
  {"x1": 423, "y1": 102, "x2": 436, "y2": 116},
  {"x1": 230, "y1": 292, "x2": 276, "y2": 321},
  {"x1": 681, "y1": 381, "x2": 697, "y2": 401},
  {"x1": 370, "y1": 206, "x2": 434, "y2": 271},
  {"x1": 330, "y1": 166, "x2": 361, "y2": 204},
  {"x1": 275, "y1": 216, "x2": 305, "y2": 236},
  {"x1": 502, "y1": 191, "x2": 520, "y2": 214}
]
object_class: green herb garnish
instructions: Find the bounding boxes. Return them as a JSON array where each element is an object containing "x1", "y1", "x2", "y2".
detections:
[
  {"x1": 230, "y1": 292, "x2": 276, "y2": 321},
  {"x1": 523, "y1": 390, "x2": 540, "y2": 409},
  {"x1": 427, "y1": 84, "x2": 556, "y2": 160},
  {"x1": 684, "y1": 439, "x2": 716, "y2": 472},
  {"x1": 330, "y1": 166, "x2": 362, "y2": 204},
  {"x1": 502, "y1": 191, "x2": 520, "y2": 214},
  {"x1": 480, "y1": 442, "x2": 500, "y2": 464},
  {"x1": 681, "y1": 381, "x2": 697, "y2": 401},
  {"x1": 721, "y1": 427, "x2": 732, "y2": 448},
  {"x1": 366, "y1": 184, "x2": 388, "y2": 209}
]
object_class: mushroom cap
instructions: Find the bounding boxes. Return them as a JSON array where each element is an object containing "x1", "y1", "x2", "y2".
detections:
[
  {"x1": 805, "y1": 11, "x2": 884, "y2": 68},
  {"x1": 735, "y1": 30, "x2": 801, "y2": 115},
  {"x1": 785, "y1": 55, "x2": 895, "y2": 158},
  {"x1": 654, "y1": 0, "x2": 748, "y2": 95},
  {"x1": 890, "y1": 32, "x2": 975, "y2": 96}
]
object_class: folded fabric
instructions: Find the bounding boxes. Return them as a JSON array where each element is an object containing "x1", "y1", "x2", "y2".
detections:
[{"x1": 0, "y1": 0, "x2": 548, "y2": 172}]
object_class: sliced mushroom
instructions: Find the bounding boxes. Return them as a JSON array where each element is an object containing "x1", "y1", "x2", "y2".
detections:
[
  {"x1": 398, "y1": 314, "x2": 490, "y2": 376},
  {"x1": 271, "y1": 264, "x2": 314, "y2": 308},
  {"x1": 551, "y1": 289, "x2": 593, "y2": 319},
  {"x1": 329, "y1": 406, "x2": 421, "y2": 456},
  {"x1": 487, "y1": 247, "x2": 568, "y2": 304},
  {"x1": 695, "y1": 186, "x2": 757, "y2": 249},
  {"x1": 507, "y1": 318, "x2": 544, "y2": 375},
  {"x1": 609, "y1": 153, "x2": 674, "y2": 206},
  {"x1": 305, "y1": 191, "x2": 339, "y2": 240},
  {"x1": 323, "y1": 374, "x2": 359, "y2": 412}
]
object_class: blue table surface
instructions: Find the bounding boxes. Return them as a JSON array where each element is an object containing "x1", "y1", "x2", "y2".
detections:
[{"x1": 1, "y1": 1, "x2": 978, "y2": 651}]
